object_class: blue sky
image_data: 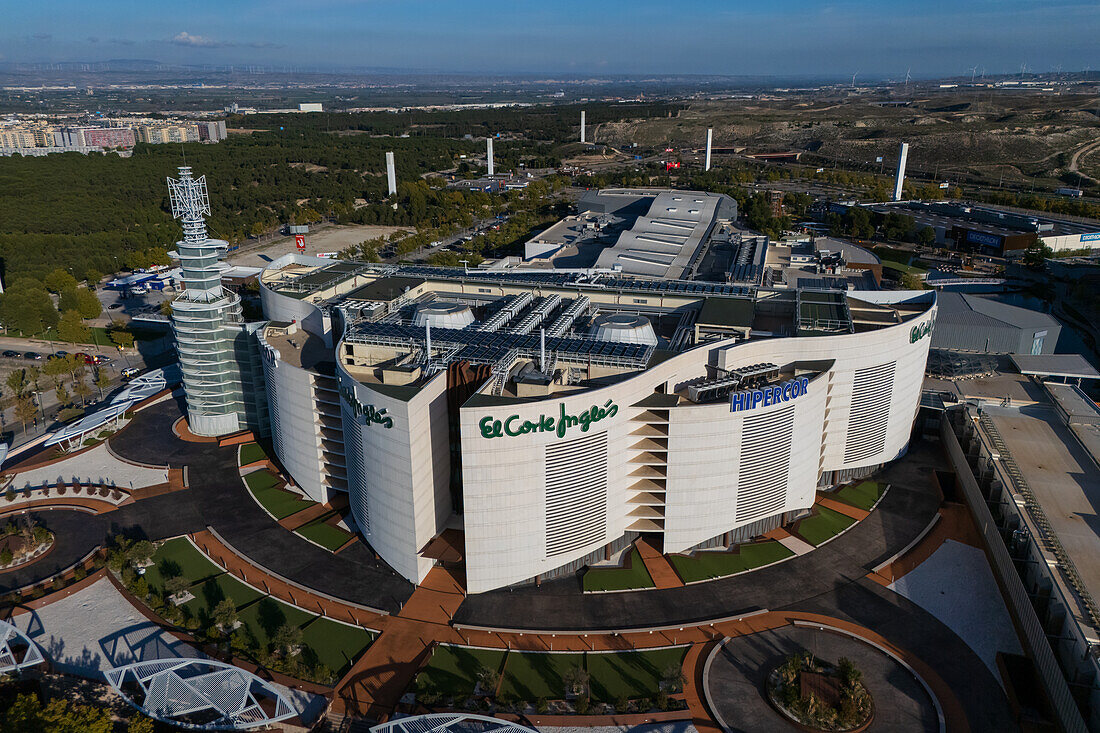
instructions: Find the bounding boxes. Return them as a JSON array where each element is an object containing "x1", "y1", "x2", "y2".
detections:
[{"x1": 3, "y1": 0, "x2": 1097, "y2": 78}]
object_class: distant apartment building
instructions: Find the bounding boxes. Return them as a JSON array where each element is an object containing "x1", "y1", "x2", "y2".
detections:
[
  {"x1": 0, "y1": 116, "x2": 227, "y2": 156},
  {"x1": 0, "y1": 129, "x2": 37, "y2": 148}
]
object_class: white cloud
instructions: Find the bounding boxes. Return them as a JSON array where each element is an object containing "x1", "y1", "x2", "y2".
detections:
[{"x1": 171, "y1": 32, "x2": 223, "y2": 48}]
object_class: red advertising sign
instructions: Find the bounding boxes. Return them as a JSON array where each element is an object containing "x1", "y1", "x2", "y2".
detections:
[
  {"x1": 295, "y1": 234, "x2": 306, "y2": 252},
  {"x1": 665, "y1": 161, "x2": 681, "y2": 171}
]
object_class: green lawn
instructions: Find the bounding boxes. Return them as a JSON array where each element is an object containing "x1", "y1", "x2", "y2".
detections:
[
  {"x1": 417, "y1": 645, "x2": 507, "y2": 697},
  {"x1": 499, "y1": 651, "x2": 583, "y2": 701},
  {"x1": 882, "y1": 261, "x2": 928, "y2": 277},
  {"x1": 144, "y1": 538, "x2": 223, "y2": 592},
  {"x1": 587, "y1": 647, "x2": 688, "y2": 702},
  {"x1": 794, "y1": 507, "x2": 857, "y2": 546},
  {"x1": 296, "y1": 516, "x2": 352, "y2": 552},
  {"x1": 834, "y1": 480, "x2": 885, "y2": 511},
  {"x1": 582, "y1": 548, "x2": 655, "y2": 592},
  {"x1": 300, "y1": 618, "x2": 374, "y2": 675},
  {"x1": 238, "y1": 442, "x2": 268, "y2": 465},
  {"x1": 184, "y1": 574, "x2": 264, "y2": 618},
  {"x1": 669, "y1": 540, "x2": 794, "y2": 583},
  {"x1": 244, "y1": 470, "x2": 315, "y2": 519},
  {"x1": 234, "y1": 597, "x2": 315, "y2": 649}
]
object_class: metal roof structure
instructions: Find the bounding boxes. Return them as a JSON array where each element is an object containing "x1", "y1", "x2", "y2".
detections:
[
  {"x1": 370, "y1": 713, "x2": 538, "y2": 733},
  {"x1": 44, "y1": 366, "x2": 178, "y2": 449},
  {"x1": 1010, "y1": 354, "x2": 1100, "y2": 380},
  {"x1": 0, "y1": 618, "x2": 44, "y2": 673},
  {"x1": 935, "y1": 291, "x2": 1060, "y2": 330},
  {"x1": 105, "y1": 658, "x2": 296, "y2": 730}
]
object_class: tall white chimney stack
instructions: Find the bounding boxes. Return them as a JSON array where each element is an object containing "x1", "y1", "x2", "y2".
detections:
[
  {"x1": 486, "y1": 137, "x2": 494, "y2": 177},
  {"x1": 705, "y1": 128, "x2": 713, "y2": 172},
  {"x1": 893, "y1": 142, "x2": 909, "y2": 201},
  {"x1": 580, "y1": 110, "x2": 586, "y2": 144},
  {"x1": 385, "y1": 151, "x2": 397, "y2": 196}
]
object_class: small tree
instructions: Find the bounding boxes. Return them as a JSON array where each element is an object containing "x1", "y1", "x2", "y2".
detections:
[
  {"x1": 916, "y1": 225, "x2": 936, "y2": 247},
  {"x1": 213, "y1": 598, "x2": 238, "y2": 631},
  {"x1": 660, "y1": 663, "x2": 685, "y2": 693},
  {"x1": 0, "y1": 547, "x2": 13, "y2": 565},
  {"x1": 272, "y1": 623, "x2": 303, "y2": 657},
  {"x1": 562, "y1": 666, "x2": 589, "y2": 697},
  {"x1": 13, "y1": 394, "x2": 35, "y2": 431},
  {"x1": 5, "y1": 369, "x2": 27, "y2": 398},
  {"x1": 165, "y1": 576, "x2": 190, "y2": 600},
  {"x1": 109, "y1": 328, "x2": 135, "y2": 350},
  {"x1": 57, "y1": 309, "x2": 90, "y2": 345},
  {"x1": 127, "y1": 539, "x2": 154, "y2": 567},
  {"x1": 95, "y1": 368, "x2": 111, "y2": 398},
  {"x1": 476, "y1": 664, "x2": 500, "y2": 695},
  {"x1": 72, "y1": 376, "x2": 92, "y2": 407}
]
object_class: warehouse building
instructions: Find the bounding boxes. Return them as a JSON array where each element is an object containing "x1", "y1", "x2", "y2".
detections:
[{"x1": 931, "y1": 291, "x2": 1060, "y2": 355}]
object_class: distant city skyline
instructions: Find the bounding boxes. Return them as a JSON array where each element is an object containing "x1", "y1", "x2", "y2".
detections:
[{"x1": 1, "y1": 0, "x2": 1097, "y2": 78}]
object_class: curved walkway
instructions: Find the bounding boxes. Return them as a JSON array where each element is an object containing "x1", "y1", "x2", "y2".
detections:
[
  {"x1": 705, "y1": 625, "x2": 938, "y2": 733},
  {"x1": 0, "y1": 400, "x2": 1018, "y2": 730}
]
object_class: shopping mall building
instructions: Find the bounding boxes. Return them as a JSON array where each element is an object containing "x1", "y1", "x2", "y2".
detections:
[
  {"x1": 246, "y1": 257, "x2": 934, "y2": 593},
  {"x1": 170, "y1": 182, "x2": 936, "y2": 594}
]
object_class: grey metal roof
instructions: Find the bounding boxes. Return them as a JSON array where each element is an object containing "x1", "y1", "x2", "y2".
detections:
[
  {"x1": 935, "y1": 291, "x2": 1059, "y2": 331},
  {"x1": 1010, "y1": 354, "x2": 1100, "y2": 380}
]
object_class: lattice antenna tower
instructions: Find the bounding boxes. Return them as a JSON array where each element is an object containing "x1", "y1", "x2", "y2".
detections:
[{"x1": 166, "y1": 165, "x2": 211, "y2": 243}]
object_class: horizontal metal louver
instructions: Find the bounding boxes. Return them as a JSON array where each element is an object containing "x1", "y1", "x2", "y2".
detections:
[
  {"x1": 844, "y1": 361, "x2": 896, "y2": 463},
  {"x1": 545, "y1": 432, "x2": 607, "y2": 556},
  {"x1": 736, "y1": 405, "x2": 794, "y2": 522}
]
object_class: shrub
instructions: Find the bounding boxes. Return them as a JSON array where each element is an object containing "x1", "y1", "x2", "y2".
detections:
[
  {"x1": 4, "y1": 488, "x2": 14, "y2": 503},
  {"x1": 615, "y1": 695, "x2": 629, "y2": 713},
  {"x1": 32, "y1": 526, "x2": 50, "y2": 545},
  {"x1": 73, "y1": 566, "x2": 86, "y2": 581},
  {"x1": 0, "y1": 547, "x2": 12, "y2": 565},
  {"x1": 574, "y1": 695, "x2": 590, "y2": 715},
  {"x1": 536, "y1": 698, "x2": 549, "y2": 715},
  {"x1": 51, "y1": 576, "x2": 65, "y2": 591},
  {"x1": 131, "y1": 576, "x2": 149, "y2": 599}
]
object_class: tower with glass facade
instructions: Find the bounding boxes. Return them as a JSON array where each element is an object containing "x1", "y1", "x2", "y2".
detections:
[{"x1": 167, "y1": 166, "x2": 265, "y2": 436}]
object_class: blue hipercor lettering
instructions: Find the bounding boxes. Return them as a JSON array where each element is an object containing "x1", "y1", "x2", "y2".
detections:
[{"x1": 730, "y1": 376, "x2": 809, "y2": 413}]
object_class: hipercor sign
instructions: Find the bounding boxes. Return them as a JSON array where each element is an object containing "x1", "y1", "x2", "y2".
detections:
[{"x1": 730, "y1": 377, "x2": 809, "y2": 413}]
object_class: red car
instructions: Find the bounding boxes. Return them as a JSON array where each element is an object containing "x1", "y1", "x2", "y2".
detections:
[{"x1": 75, "y1": 352, "x2": 95, "y2": 364}]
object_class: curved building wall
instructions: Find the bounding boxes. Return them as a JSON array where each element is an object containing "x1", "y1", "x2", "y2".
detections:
[
  {"x1": 257, "y1": 331, "x2": 328, "y2": 502},
  {"x1": 259, "y1": 254, "x2": 336, "y2": 345},
  {"x1": 458, "y1": 292, "x2": 936, "y2": 592},
  {"x1": 337, "y1": 362, "x2": 452, "y2": 584}
]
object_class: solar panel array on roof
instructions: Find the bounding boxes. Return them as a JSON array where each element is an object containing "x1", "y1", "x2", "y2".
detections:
[{"x1": 347, "y1": 321, "x2": 653, "y2": 367}]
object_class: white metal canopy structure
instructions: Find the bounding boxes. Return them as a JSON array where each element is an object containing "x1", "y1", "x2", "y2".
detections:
[
  {"x1": 370, "y1": 714, "x2": 538, "y2": 733},
  {"x1": 105, "y1": 658, "x2": 296, "y2": 730},
  {"x1": 0, "y1": 618, "x2": 44, "y2": 673},
  {"x1": 43, "y1": 366, "x2": 177, "y2": 449}
]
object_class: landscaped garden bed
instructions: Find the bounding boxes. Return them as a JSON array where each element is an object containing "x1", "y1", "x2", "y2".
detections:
[
  {"x1": 243, "y1": 470, "x2": 315, "y2": 520},
  {"x1": 414, "y1": 645, "x2": 689, "y2": 715},
  {"x1": 832, "y1": 481, "x2": 886, "y2": 512},
  {"x1": 0, "y1": 517, "x2": 54, "y2": 570},
  {"x1": 295, "y1": 512, "x2": 353, "y2": 552},
  {"x1": 238, "y1": 442, "x2": 268, "y2": 466},
  {"x1": 110, "y1": 535, "x2": 374, "y2": 685},
  {"x1": 767, "y1": 652, "x2": 873, "y2": 731},
  {"x1": 668, "y1": 540, "x2": 794, "y2": 583},
  {"x1": 582, "y1": 548, "x2": 655, "y2": 592},
  {"x1": 792, "y1": 507, "x2": 856, "y2": 546}
]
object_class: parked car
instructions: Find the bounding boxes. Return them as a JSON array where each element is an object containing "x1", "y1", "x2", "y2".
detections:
[
  {"x1": 92, "y1": 355, "x2": 111, "y2": 365},
  {"x1": 23, "y1": 351, "x2": 41, "y2": 360},
  {"x1": 75, "y1": 352, "x2": 95, "y2": 364},
  {"x1": 48, "y1": 351, "x2": 69, "y2": 361},
  {"x1": 108, "y1": 303, "x2": 123, "y2": 310},
  {"x1": 121, "y1": 367, "x2": 141, "y2": 380},
  {"x1": 1, "y1": 350, "x2": 19, "y2": 358}
]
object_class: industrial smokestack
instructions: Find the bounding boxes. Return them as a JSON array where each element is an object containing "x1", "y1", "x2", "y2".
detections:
[
  {"x1": 580, "y1": 110, "x2": 586, "y2": 144},
  {"x1": 385, "y1": 151, "x2": 397, "y2": 196},
  {"x1": 705, "y1": 128, "x2": 713, "y2": 172},
  {"x1": 893, "y1": 142, "x2": 909, "y2": 201},
  {"x1": 486, "y1": 137, "x2": 494, "y2": 177}
]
